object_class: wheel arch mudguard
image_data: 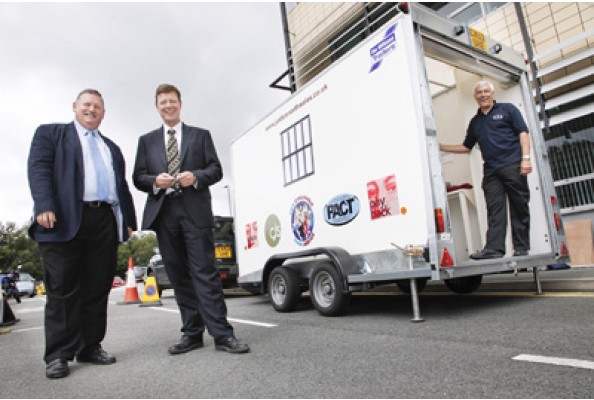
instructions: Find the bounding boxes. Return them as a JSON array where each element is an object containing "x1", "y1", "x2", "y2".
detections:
[{"x1": 263, "y1": 247, "x2": 359, "y2": 294}]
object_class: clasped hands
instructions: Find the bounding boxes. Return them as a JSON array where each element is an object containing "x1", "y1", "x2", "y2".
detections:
[{"x1": 155, "y1": 171, "x2": 196, "y2": 190}]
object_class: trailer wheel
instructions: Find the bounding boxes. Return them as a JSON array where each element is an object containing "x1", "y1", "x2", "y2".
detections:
[
  {"x1": 309, "y1": 263, "x2": 351, "y2": 316},
  {"x1": 444, "y1": 275, "x2": 483, "y2": 294},
  {"x1": 396, "y1": 278, "x2": 428, "y2": 294},
  {"x1": 268, "y1": 267, "x2": 301, "y2": 312}
]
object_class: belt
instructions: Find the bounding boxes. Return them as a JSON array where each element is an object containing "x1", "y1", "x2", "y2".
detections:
[
  {"x1": 165, "y1": 191, "x2": 183, "y2": 199},
  {"x1": 83, "y1": 201, "x2": 111, "y2": 208}
]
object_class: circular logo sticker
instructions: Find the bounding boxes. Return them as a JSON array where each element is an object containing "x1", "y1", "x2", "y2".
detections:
[
  {"x1": 265, "y1": 214, "x2": 281, "y2": 247},
  {"x1": 291, "y1": 196, "x2": 315, "y2": 246}
]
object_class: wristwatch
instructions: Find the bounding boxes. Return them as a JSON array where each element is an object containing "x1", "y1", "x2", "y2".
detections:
[{"x1": 522, "y1": 155, "x2": 530, "y2": 160}]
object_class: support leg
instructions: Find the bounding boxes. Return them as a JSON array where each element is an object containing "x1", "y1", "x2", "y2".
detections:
[{"x1": 532, "y1": 266, "x2": 543, "y2": 295}]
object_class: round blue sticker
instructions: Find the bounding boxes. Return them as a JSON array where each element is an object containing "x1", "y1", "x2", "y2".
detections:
[{"x1": 324, "y1": 194, "x2": 360, "y2": 226}]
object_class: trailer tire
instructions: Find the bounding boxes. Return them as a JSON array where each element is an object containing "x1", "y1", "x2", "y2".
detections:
[
  {"x1": 444, "y1": 275, "x2": 483, "y2": 294},
  {"x1": 309, "y1": 263, "x2": 351, "y2": 316},
  {"x1": 396, "y1": 278, "x2": 428, "y2": 294},
  {"x1": 268, "y1": 267, "x2": 301, "y2": 312}
]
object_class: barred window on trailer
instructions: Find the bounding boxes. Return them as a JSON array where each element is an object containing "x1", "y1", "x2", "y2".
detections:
[{"x1": 280, "y1": 115, "x2": 314, "y2": 186}]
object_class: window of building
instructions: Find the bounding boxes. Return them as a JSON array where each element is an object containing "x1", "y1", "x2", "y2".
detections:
[{"x1": 280, "y1": 115, "x2": 315, "y2": 186}]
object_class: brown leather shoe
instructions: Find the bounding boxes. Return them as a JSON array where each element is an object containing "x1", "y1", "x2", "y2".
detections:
[
  {"x1": 215, "y1": 336, "x2": 250, "y2": 354},
  {"x1": 46, "y1": 359, "x2": 69, "y2": 379},
  {"x1": 168, "y1": 335, "x2": 204, "y2": 355},
  {"x1": 76, "y1": 346, "x2": 116, "y2": 365}
]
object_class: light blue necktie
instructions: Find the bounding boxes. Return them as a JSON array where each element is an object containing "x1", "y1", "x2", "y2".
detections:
[{"x1": 86, "y1": 131, "x2": 110, "y2": 201}]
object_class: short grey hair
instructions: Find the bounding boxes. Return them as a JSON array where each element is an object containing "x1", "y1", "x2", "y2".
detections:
[{"x1": 473, "y1": 80, "x2": 495, "y2": 93}]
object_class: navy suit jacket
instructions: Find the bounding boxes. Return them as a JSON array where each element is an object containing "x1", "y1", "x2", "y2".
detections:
[
  {"x1": 27, "y1": 122, "x2": 137, "y2": 243},
  {"x1": 133, "y1": 123, "x2": 222, "y2": 230}
]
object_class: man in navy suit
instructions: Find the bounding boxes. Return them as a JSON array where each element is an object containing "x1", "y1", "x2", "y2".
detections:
[
  {"x1": 133, "y1": 84, "x2": 249, "y2": 355},
  {"x1": 28, "y1": 89, "x2": 137, "y2": 379}
]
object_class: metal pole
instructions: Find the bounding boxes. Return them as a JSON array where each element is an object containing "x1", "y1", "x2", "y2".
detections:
[
  {"x1": 515, "y1": 2, "x2": 551, "y2": 137},
  {"x1": 532, "y1": 266, "x2": 543, "y2": 295},
  {"x1": 279, "y1": 2, "x2": 296, "y2": 93},
  {"x1": 224, "y1": 185, "x2": 233, "y2": 217},
  {"x1": 408, "y1": 252, "x2": 424, "y2": 323}
]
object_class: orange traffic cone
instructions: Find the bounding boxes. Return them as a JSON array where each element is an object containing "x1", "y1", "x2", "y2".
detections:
[{"x1": 117, "y1": 258, "x2": 141, "y2": 305}]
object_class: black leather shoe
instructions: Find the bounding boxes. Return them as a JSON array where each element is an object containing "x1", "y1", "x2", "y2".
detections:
[
  {"x1": 514, "y1": 250, "x2": 528, "y2": 256},
  {"x1": 46, "y1": 359, "x2": 69, "y2": 379},
  {"x1": 469, "y1": 249, "x2": 504, "y2": 260},
  {"x1": 76, "y1": 346, "x2": 116, "y2": 365},
  {"x1": 215, "y1": 336, "x2": 250, "y2": 354},
  {"x1": 168, "y1": 335, "x2": 204, "y2": 355}
]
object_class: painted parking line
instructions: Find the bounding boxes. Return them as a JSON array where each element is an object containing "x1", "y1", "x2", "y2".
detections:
[
  {"x1": 513, "y1": 354, "x2": 594, "y2": 370},
  {"x1": 149, "y1": 306, "x2": 278, "y2": 328},
  {"x1": 228, "y1": 318, "x2": 277, "y2": 328},
  {"x1": 11, "y1": 326, "x2": 44, "y2": 333},
  {"x1": 11, "y1": 306, "x2": 45, "y2": 314},
  {"x1": 353, "y1": 291, "x2": 594, "y2": 298}
]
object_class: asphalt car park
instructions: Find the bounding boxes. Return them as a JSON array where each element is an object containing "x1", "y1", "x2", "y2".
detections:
[{"x1": 2, "y1": 270, "x2": 593, "y2": 399}]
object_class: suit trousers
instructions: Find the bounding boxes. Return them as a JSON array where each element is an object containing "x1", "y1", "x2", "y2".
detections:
[
  {"x1": 482, "y1": 163, "x2": 530, "y2": 254},
  {"x1": 39, "y1": 204, "x2": 117, "y2": 363},
  {"x1": 154, "y1": 196, "x2": 233, "y2": 340}
]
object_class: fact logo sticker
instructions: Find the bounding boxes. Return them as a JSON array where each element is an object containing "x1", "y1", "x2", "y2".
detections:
[
  {"x1": 324, "y1": 194, "x2": 360, "y2": 226},
  {"x1": 290, "y1": 196, "x2": 315, "y2": 246},
  {"x1": 369, "y1": 23, "x2": 397, "y2": 73},
  {"x1": 265, "y1": 214, "x2": 281, "y2": 248}
]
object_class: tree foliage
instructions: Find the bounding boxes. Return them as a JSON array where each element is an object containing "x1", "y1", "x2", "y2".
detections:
[{"x1": 0, "y1": 221, "x2": 158, "y2": 281}]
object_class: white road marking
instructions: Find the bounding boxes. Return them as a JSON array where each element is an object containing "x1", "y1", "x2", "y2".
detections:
[
  {"x1": 228, "y1": 318, "x2": 277, "y2": 328},
  {"x1": 11, "y1": 326, "x2": 44, "y2": 333},
  {"x1": 513, "y1": 354, "x2": 594, "y2": 370},
  {"x1": 11, "y1": 306, "x2": 45, "y2": 313},
  {"x1": 149, "y1": 307, "x2": 277, "y2": 327}
]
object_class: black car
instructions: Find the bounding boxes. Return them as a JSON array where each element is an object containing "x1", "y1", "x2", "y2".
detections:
[
  {"x1": 213, "y1": 216, "x2": 238, "y2": 289},
  {"x1": 145, "y1": 257, "x2": 171, "y2": 298}
]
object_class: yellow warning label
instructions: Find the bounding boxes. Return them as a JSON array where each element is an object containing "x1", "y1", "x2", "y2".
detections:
[{"x1": 469, "y1": 27, "x2": 487, "y2": 51}]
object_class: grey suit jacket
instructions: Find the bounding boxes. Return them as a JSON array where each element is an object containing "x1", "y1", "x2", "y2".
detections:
[{"x1": 133, "y1": 123, "x2": 222, "y2": 230}]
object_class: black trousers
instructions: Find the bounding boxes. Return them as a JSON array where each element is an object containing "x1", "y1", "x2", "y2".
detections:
[
  {"x1": 154, "y1": 197, "x2": 233, "y2": 340},
  {"x1": 482, "y1": 163, "x2": 530, "y2": 254},
  {"x1": 39, "y1": 204, "x2": 117, "y2": 363}
]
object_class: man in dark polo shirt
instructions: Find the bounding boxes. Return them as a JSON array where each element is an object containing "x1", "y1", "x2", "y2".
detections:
[{"x1": 440, "y1": 80, "x2": 532, "y2": 260}]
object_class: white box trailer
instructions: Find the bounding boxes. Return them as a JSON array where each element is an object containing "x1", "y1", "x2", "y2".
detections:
[{"x1": 231, "y1": 5, "x2": 569, "y2": 319}]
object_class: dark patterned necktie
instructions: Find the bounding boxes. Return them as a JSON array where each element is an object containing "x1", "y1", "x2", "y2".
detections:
[{"x1": 167, "y1": 129, "x2": 180, "y2": 191}]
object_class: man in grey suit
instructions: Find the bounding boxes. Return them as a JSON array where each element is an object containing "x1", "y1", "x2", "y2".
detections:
[{"x1": 133, "y1": 84, "x2": 249, "y2": 354}]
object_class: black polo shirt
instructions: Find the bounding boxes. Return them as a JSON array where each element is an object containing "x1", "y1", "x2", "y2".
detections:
[{"x1": 463, "y1": 101, "x2": 528, "y2": 171}]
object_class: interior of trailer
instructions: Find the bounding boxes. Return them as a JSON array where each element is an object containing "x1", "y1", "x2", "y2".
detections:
[{"x1": 425, "y1": 54, "x2": 548, "y2": 262}]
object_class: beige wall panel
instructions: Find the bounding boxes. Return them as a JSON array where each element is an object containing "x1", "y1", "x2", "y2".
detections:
[
  {"x1": 487, "y1": 19, "x2": 510, "y2": 36},
  {"x1": 527, "y1": 4, "x2": 553, "y2": 24},
  {"x1": 525, "y1": 2, "x2": 549, "y2": 14},
  {"x1": 552, "y1": 3, "x2": 579, "y2": 23},
  {"x1": 534, "y1": 36, "x2": 562, "y2": 54},
  {"x1": 532, "y1": 27, "x2": 558, "y2": 44},
  {"x1": 529, "y1": 16, "x2": 555, "y2": 36},
  {"x1": 580, "y1": 7, "x2": 594, "y2": 23},
  {"x1": 554, "y1": 15, "x2": 584, "y2": 34},
  {"x1": 564, "y1": 41, "x2": 590, "y2": 56},
  {"x1": 564, "y1": 220, "x2": 594, "y2": 266}
]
